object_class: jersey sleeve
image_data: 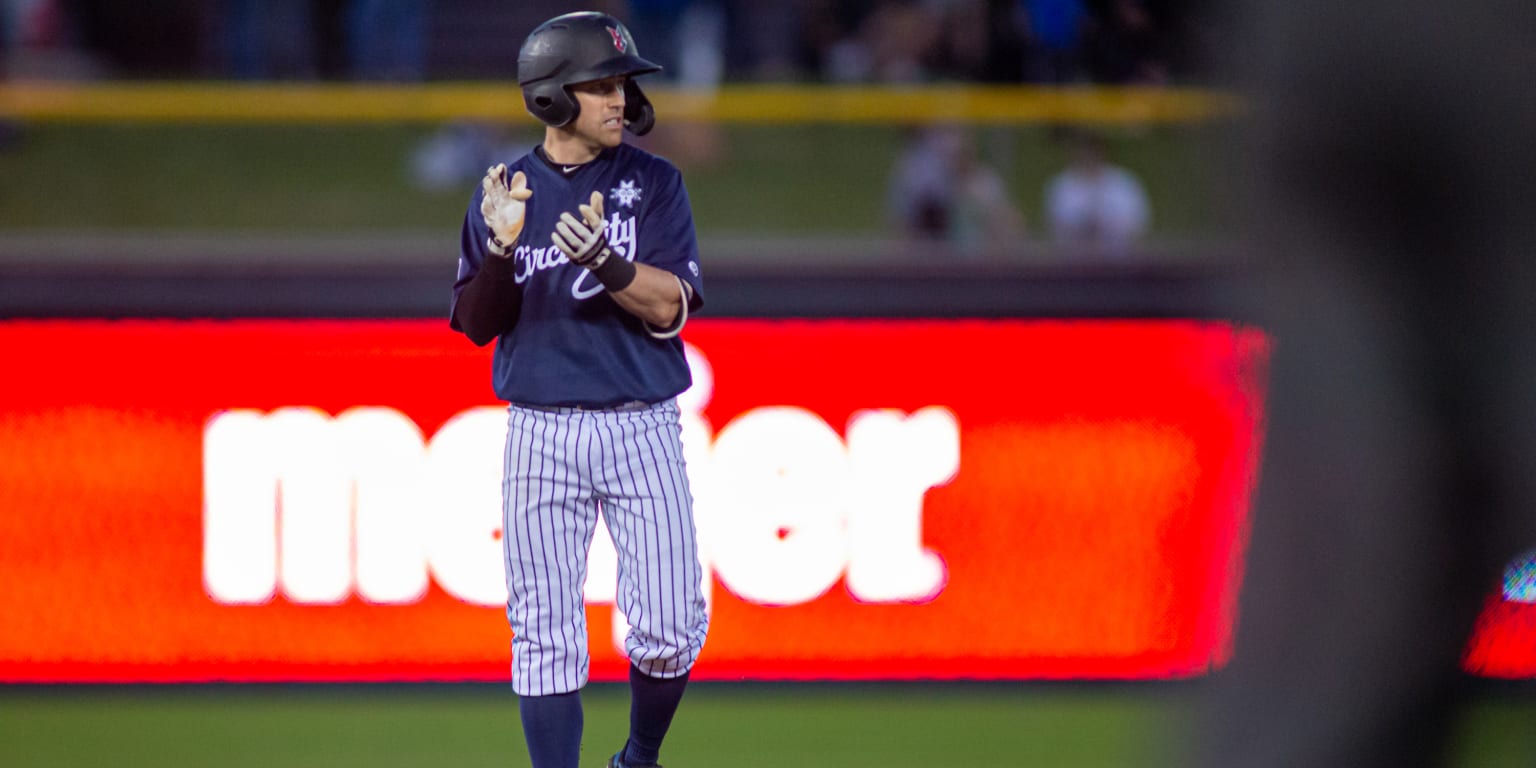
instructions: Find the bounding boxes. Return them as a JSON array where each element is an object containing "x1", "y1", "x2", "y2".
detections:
[{"x1": 637, "y1": 164, "x2": 704, "y2": 312}]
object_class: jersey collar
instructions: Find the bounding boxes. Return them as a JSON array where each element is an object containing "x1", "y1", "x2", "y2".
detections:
[{"x1": 534, "y1": 145, "x2": 616, "y2": 178}]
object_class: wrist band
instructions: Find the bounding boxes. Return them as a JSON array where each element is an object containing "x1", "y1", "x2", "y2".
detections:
[
  {"x1": 590, "y1": 255, "x2": 637, "y2": 292},
  {"x1": 487, "y1": 235, "x2": 512, "y2": 257}
]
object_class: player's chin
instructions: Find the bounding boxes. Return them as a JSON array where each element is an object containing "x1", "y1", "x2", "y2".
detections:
[{"x1": 599, "y1": 117, "x2": 625, "y2": 145}]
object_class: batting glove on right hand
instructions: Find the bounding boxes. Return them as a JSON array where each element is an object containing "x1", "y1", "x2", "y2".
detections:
[
  {"x1": 480, "y1": 164, "x2": 532, "y2": 257},
  {"x1": 551, "y1": 190, "x2": 614, "y2": 269}
]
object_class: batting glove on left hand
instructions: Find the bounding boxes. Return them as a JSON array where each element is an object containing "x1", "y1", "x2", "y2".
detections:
[
  {"x1": 480, "y1": 164, "x2": 533, "y2": 257},
  {"x1": 551, "y1": 191, "x2": 614, "y2": 269}
]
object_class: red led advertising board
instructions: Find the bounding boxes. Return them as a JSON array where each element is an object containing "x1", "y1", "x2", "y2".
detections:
[{"x1": 0, "y1": 319, "x2": 1529, "y2": 682}]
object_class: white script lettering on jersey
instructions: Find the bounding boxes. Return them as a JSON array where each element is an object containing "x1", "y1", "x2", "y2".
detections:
[
  {"x1": 570, "y1": 212, "x2": 638, "y2": 299},
  {"x1": 511, "y1": 212, "x2": 640, "y2": 301},
  {"x1": 513, "y1": 244, "x2": 569, "y2": 284}
]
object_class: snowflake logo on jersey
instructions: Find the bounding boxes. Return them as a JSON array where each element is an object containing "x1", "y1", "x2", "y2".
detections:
[
  {"x1": 611, "y1": 179, "x2": 642, "y2": 209},
  {"x1": 608, "y1": 27, "x2": 627, "y2": 53}
]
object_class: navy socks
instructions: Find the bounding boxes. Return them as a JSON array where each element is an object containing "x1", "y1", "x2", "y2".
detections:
[
  {"x1": 519, "y1": 690, "x2": 583, "y2": 768},
  {"x1": 622, "y1": 666, "x2": 690, "y2": 766},
  {"x1": 517, "y1": 668, "x2": 689, "y2": 768}
]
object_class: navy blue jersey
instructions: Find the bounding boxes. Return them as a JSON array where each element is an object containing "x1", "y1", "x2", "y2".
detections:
[{"x1": 452, "y1": 143, "x2": 704, "y2": 407}]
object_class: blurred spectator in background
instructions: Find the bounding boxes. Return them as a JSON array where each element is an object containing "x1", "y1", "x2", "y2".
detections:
[
  {"x1": 620, "y1": 0, "x2": 689, "y2": 77},
  {"x1": 408, "y1": 120, "x2": 527, "y2": 193},
  {"x1": 857, "y1": 0, "x2": 942, "y2": 82},
  {"x1": 619, "y1": 0, "x2": 734, "y2": 174},
  {"x1": 0, "y1": 0, "x2": 88, "y2": 155},
  {"x1": 4, "y1": 0, "x2": 1210, "y2": 84},
  {"x1": 1086, "y1": 0, "x2": 1165, "y2": 84},
  {"x1": 810, "y1": 0, "x2": 942, "y2": 83},
  {"x1": 796, "y1": 0, "x2": 868, "y2": 81},
  {"x1": 222, "y1": 0, "x2": 317, "y2": 79},
  {"x1": 219, "y1": 0, "x2": 428, "y2": 81},
  {"x1": 1043, "y1": 130, "x2": 1149, "y2": 257},
  {"x1": 1018, "y1": 0, "x2": 1088, "y2": 83},
  {"x1": 887, "y1": 124, "x2": 1025, "y2": 256},
  {"x1": 1, "y1": 0, "x2": 15, "y2": 56},
  {"x1": 1195, "y1": 0, "x2": 1536, "y2": 766},
  {"x1": 624, "y1": 0, "x2": 728, "y2": 87},
  {"x1": 723, "y1": 0, "x2": 801, "y2": 80},
  {"x1": 345, "y1": 0, "x2": 428, "y2": 81},
  {"x1": 0, "y1": 1, "x2": 13, "y2": 151},
  {"x1": 33, "y1": 0, "x2": 201, "y2": 77},
  {"x1": 793, "y1": 0, "x2": 1202, "y2": 85},
  {"x1": 932, "y1": 0, "x2": 1026, "y2": 82}
]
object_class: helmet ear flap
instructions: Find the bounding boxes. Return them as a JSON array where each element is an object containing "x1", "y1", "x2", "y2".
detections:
[
  {"x1": 524, "y1": 82, "x2": 578, "y2": 127},
  {"x1": 622, "y1": 79, "x2": 655, "y2": 136}
]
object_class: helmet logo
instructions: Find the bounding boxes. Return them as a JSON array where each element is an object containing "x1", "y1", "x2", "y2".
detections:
[{"x1": 608, "y1": 26, "x2": 627, "y2": 53}]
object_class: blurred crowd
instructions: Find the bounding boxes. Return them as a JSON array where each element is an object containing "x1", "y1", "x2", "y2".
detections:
[
  {"x1": 0, "y1": 0, "x2": 1184, "y2": 260},
  {"x1": 0, "y1": 0, "x2": 1209, "y2": 86},
  {"x1": 887, "y1": 126, "x2": 1150, "y2": 258},
  {"x1": 1, "y1": 0, "x2": 432, "y2": 80}
]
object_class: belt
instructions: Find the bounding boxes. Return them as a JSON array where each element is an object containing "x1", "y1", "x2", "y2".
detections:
[{"x1": 513, "y1": 400, "x2": 652, "y2": 413}]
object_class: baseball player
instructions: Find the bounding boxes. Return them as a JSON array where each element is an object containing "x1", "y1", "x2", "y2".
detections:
[{"x1": 448, "y1": 12, "x2": 707, "y2": 768}]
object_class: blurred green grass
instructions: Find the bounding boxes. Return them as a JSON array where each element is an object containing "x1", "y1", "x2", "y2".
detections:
[
  {"x1": 0, "y1": 123, "x2": 1225, "y2": 237},
  {"x1": 1, "y1": 684, "x2": 1531, "y2": 768}
]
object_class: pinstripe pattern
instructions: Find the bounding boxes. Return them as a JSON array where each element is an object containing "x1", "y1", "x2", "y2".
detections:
[{"x1": 502, "y1": 399, "x2": 708, "y2": 696}]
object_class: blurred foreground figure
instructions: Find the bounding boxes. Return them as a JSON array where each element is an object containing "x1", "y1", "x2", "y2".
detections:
[{"x1": 1199, "y1": 1, "x2": 1536, "y2": 767}]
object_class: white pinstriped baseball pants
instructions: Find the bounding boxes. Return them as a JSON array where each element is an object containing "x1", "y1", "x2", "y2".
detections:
[{"x1": 501, "y1": 399, "x2": 708, "y2": 697}]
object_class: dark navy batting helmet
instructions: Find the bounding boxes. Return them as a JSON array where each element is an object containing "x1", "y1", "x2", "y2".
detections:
[{"x1": 518, "y1": 12, "x2": 662, "y2": 136}]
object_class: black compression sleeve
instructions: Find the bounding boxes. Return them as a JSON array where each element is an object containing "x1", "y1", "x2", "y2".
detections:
[
  {"x1": 590, "y1": 255, "x2": 638, "y2": 292},
  {"x1": 452, "y1": 254, "x2": 523, "y2": 346}
]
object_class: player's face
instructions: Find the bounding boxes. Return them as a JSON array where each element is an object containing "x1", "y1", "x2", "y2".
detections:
[{"x1": 568, "y1": 76, "x2": 627, "y2": 150}]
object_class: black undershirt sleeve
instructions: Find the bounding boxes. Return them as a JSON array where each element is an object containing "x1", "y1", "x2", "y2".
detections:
[{"x1": 451, "y1": 252, "x2": 523, "y2": 347}]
